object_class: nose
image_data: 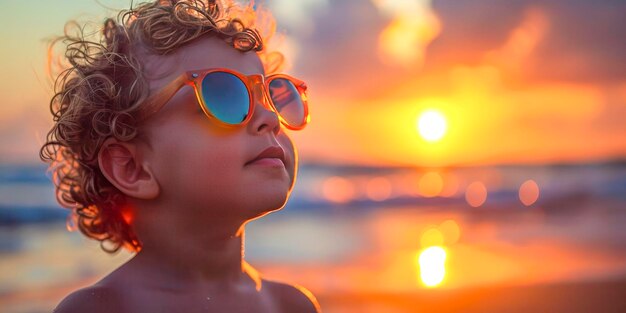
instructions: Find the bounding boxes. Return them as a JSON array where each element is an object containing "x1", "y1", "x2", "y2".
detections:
[{"x1": 248, "y1": 82, "x2": 280, "y2": 135}]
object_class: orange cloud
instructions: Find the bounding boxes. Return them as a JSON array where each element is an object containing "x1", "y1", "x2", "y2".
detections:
[
  {"x1": 373, "y1": 0, "x2": 441, "y2": 67},
  {"x1": 484, "y1": 7, "x2": 549, "y2": 75}
]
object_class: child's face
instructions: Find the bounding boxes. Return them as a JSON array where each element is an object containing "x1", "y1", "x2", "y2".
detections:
[{"x1": 136, "y1": 37, "x2": 297, "y2": 222}]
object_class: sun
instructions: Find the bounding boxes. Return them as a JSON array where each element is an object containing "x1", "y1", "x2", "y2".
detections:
[{"x1": 417, "y1": 110, "x2": 447, "y2": 142}]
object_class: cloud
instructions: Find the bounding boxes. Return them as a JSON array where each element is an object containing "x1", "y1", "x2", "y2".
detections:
[
  {"x1": 426, "y1": 0, "x2": 530, "y2": 71},
  {"x1": 268, "y1": 0, "x2": 329, "y2": 36},
  {"x1": 286, "y1": 0, "x2": 396, "y2": 99},
  {"x1": 528, "y1": 0, "x2": 626, "y2": 82},
  {"x1": 483, "y1": 7, "x2": 549, "y2": 77},
  {"x1": 291, "y1": 0, "x2": 626, "y2": 100},
  {"x1": 428, "y1": 0, "x2": 626, "y2": 83},
  {"x1": 372, "y1": 0, "x2": 442, "y2": 67}
]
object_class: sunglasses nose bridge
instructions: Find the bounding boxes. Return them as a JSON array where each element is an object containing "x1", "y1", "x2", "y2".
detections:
[
  {"x1": 247, "y1": 76, "x2": 282, "y2": 132},
  {"x1": 250, "y1": 76, "x2": 274, "y2": 112}
]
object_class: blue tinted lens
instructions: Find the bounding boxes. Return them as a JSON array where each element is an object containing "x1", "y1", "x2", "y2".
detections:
[
  {"x1": 201, "y1": 72, "x2": 250, "y2": 125},
  {"x1": 268, "y1": 78, "x2": 305, "y2": 127}
]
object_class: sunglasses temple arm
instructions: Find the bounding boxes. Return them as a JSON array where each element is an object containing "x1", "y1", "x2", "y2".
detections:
[{"x1": 137, "y1": 74, "x2": 188, "y2": 121}]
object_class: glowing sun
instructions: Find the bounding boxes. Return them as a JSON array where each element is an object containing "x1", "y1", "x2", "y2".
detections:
[{"x1": 417, "y1": 110, "x2": 447, "y2": 142}]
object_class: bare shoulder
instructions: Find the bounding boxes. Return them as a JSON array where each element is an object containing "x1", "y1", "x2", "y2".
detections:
[
  {"x1": 53, "y1": 284, "x2": 125, "y2": 313},
  {"x1": 263, "y1": 279, "x2": 322, "y2": 313}
]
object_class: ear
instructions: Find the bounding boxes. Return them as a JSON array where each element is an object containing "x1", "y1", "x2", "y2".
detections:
[{"x1": 98, "y1": 137, "x2": 159, "y2": 200}]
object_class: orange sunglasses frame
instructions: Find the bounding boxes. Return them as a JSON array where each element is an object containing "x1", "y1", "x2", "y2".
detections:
[{"x1": 137, "y1": 68, "x2": 310, "y2": 130}]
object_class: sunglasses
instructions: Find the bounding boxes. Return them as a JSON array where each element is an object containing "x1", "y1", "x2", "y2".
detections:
[{"x1": 138, "y1": 68, "x2": 310, "y2": 130}]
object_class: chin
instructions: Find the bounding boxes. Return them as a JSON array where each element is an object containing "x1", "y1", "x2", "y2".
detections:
[{"x1": 244, "y1": 190, "x2": 290, "y2": 220}]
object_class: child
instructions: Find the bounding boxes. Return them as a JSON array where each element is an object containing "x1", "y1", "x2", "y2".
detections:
[{"x1": 40, "y1": 0, "x2": 319, "y2": 312}]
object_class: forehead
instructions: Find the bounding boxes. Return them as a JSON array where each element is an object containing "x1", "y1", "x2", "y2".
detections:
[{"x1": 138, "y1": 36, "x2": 265, "y2": 91}]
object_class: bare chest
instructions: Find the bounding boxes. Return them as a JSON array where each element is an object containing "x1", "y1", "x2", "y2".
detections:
[{"x1": 121, "y1": 288, "x2": 282, "y2": 313}]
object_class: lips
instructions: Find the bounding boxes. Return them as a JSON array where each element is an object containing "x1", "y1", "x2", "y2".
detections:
[{"x1": 245, "y1": 146, "x2": 286, "y2": 166}]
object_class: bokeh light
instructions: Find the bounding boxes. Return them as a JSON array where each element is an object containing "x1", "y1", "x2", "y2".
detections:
[
  {"x1": 366, "y1": 177, "x2": 393, "y2": 201},
  {"x1": 418, "y1": 171, "x2": 444, "y2": 197},
  {"x1": 420, "y1": 227, "x2": 445, "y2": 247},
  {"x1": 439, "y1": 173, "x2": 460, "y2": 197},
  {"x1": 321, "y1": 176, "x2": 355, "y2": 203},
  {"x1": 519, "y1": 179, "x2": 540, "y2": 206},
  {"x1": 465, "y1": 181, "x2": 488, "y2": 207},
  {"x1": 439, "y1": 219, "x2": 461, "y2": 245}
]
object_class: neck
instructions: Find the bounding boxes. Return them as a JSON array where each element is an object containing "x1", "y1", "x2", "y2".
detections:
[{"x1": 131, "y1": 216, "x2": 259, "y2": 290}]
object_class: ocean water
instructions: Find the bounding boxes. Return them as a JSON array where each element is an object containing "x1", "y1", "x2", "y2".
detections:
[{"x1": 1, "y1": 162, "x2": 626, "y2": 312}]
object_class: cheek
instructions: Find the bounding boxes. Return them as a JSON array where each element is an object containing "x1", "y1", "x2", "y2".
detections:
[
  {"x1": 180, "y1": 144, "x2": 242, "y2": 186},
  {"x1": 278, "y1": 132, "x2": 297, "y2": 188},
  {"x1": 148, "y1": 122, "x2": 246, "y2": 206}
]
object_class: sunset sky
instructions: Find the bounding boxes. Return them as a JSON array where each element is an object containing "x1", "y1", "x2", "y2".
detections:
[{"x1": 1, "y1": 0, "x2": 625, "y2": 166}]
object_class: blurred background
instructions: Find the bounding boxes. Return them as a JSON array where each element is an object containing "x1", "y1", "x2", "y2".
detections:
[{"x1": 1, "y1": 0, "x2": 626, "y2": 312}]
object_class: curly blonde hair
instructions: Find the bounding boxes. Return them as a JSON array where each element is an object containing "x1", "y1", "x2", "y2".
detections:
[{"x1": 40, "y1": 0, "x2": 283, "y2": 253}]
